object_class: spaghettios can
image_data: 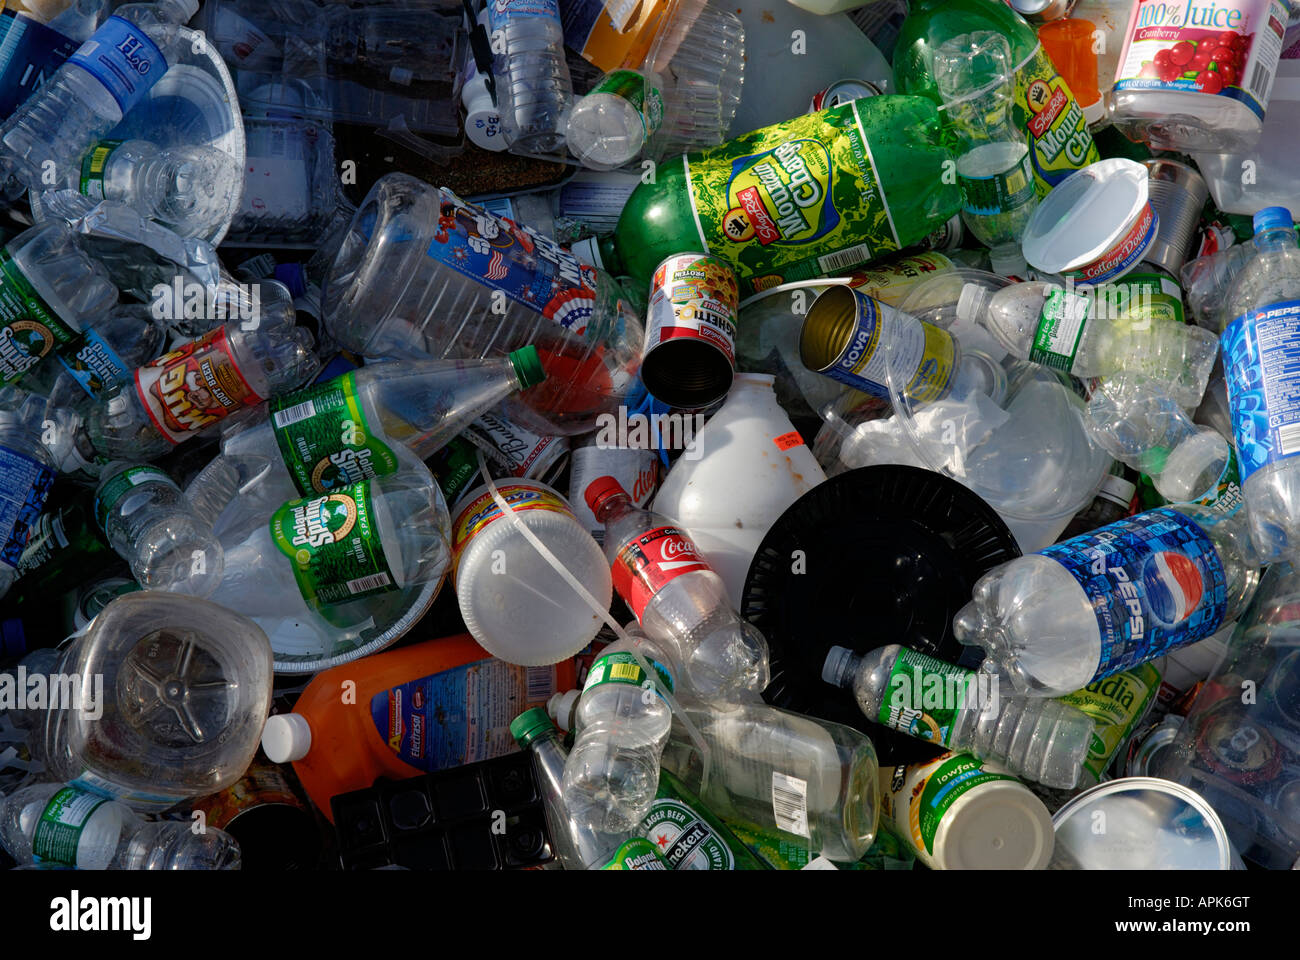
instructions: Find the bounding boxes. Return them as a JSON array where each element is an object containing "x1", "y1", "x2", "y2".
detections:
[
  {"x1": 641, "y1": 253, "x2": 739, "y2": 408},
  {"x1": 808, "y1": 78, "x2": 883, "y2": 113},
  {"x1": 800, "y1": 286, "x2": 955, "y2": 402}
]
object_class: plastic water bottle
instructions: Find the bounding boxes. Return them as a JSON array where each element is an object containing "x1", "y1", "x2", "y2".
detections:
[
  {"x1": 0, "y1": 0, "x2": 200, "y2": 191},
  {"x1": 560, "y1": 630, "x2": 675, "y2": 833},
  {"x1": 1220, "y1": 207, "x2": 1300, "y2": 563},
  {"x1": 953, "y1": 505, "x2": 1261, "y2": 698},
  {"x1": 322, "y1": 173, "x2": 642, "y2": 437},
  {"x1": 565, "y1": 69, "x2": 666, "y2": 171},
  {"x1": 486, "y1": 0, "x2": 572, "y2": 154},
  {"x1": 80, "y1": 282, "x2": 318, "y2": 464},
  {"x1": 822, "y1": 644, "x2": 1094, "y2": 789},
  {"x1": 957, "y1": 280, "x2": 1220, "y2": 407},
  {"x1": 585, "y1": 476, "x2": 769, "y2": 702},
  {"x1": 932, "y1": 31, "x2": 1037, "y2": 277},
  {"x1": 94, "y1": 462, "x2": 224, "y2": 596},
  {"x1": 46, "y1": 0, "x2": 108, "y2": 43},
  {"x1": 186, "y1": 347, "x2": 546, "y2": 522},
  {"x1": 0, "y1": 390, "x2": 59, "y2": 602},
  {"x1": 1182, "y1": 243, "x2": 1254, "y2": 330},
  {"x1": 27, "y1": 303, "x2": 166, "y2": 406},
  {"x1": 0, "y1": 782, "x2": 240, "y2": 869}
]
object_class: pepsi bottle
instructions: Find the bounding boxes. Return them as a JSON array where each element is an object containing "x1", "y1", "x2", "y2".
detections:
[{"x1": 952, "y1": 505, "x2": 1261, "y2": 697}]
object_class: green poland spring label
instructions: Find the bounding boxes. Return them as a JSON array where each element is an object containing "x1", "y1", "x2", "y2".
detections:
[
  {"x1": 878, "y1": 648, "x2": 979, "y2": 747},
  {"x1": 271, "y1": 372, "x2": 401, "y2": 496},
  {"x1": 583, "y1": 650, "x2": 674, "y2": 697},
  {"x1": 0, "y1": 249, "x2": 80, "y2": 384},
  {"x1": 600, "y1": 837, "x2": 669, "y2": 870},
  {"x1": 270, "y1": 480, "x2": 397, "y2": 609},
  {"x1": 31, "y1": 787, "x2": 109, "y2": 866},
  {"x1": 592, "y1": 70, "x2": 664, "y2": 137}
]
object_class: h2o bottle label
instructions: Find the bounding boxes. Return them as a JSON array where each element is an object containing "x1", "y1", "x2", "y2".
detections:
[
  {"x1": 69, "y1": 15, "x2": 170, "y2": 116},
  {"x1": 1222, "y1": 300, "x2": 1300, "y2": 482},
  {"x1": 270, "y1": 372, "x2": 401, "y2": 497},
  {"x1": 1042, "y1": 508, "x2": 1228, "y2": 683}
]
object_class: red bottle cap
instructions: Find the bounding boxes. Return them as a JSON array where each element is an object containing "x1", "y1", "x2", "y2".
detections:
[{"x1": 584, "y1": 475, "x2": 628, "y2": 517}]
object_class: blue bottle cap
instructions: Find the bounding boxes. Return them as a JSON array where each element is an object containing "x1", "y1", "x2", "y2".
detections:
[
  {"x1": 1253, "y1": 207, "x2": 1294, "y2": 234},
  {"x1": 0, "y1": 618, "x2": 26, "y2": 658}
]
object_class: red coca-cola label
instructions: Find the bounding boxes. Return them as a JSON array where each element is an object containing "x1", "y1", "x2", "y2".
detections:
[{"x1": 612, "y1": 524, "x2": 712, "y2": 619}]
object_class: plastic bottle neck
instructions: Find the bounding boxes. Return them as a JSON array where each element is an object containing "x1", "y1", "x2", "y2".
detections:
[
  {"x1": 1254, "y1": 226, "x2": 1297, "y2": 253},
  {"x1": 594, "y1": 491, "x2": 636, "y2": 526}
]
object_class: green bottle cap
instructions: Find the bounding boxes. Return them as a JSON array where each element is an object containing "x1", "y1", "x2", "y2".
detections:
[
  {"x1": 508, "y1": 346, "x2": 546, "y2": 390},
  {"x1": 510, "y1": 707, "x2": 555, "y2": 746}
]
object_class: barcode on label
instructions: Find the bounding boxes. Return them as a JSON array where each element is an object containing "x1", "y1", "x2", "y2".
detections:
[
  {"x1": 817, "y1": 244, "x2": 872, "y2": 275},
  {"x1": 1249, "y1": 60, "x2": 1273, "y2": 105},
  {"x1": 346, "y1": 572, "x2": 392, "y2": 594},
  {"x1": 273, "y1": 400, "x2": 317, "y2": 429},
  {"x1": 1278, "y1": 422, "x2": 1300, "y2": 457},
  {"x1": 526, "y1": 666, "x2": 554, "y2": 703},
  {"x1": 771, "y1": 772, "x2": 810, "y2": 838}
]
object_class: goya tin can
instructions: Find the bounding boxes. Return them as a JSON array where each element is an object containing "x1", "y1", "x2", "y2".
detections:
[
  {"x1": 800, "y1": 286, "x2": 955, "y2": 402},
  {"x1": 641, "y1": 253, "x2": 739, "y2": 408},
  {"x1": 808, "y1": 78, "x2": 884, "y2": 113}
]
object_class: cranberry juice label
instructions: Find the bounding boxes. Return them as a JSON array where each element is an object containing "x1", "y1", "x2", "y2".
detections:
[
  {"x1": 1114, "y1": 0, "x2": 1289, "y2": 119},
  {"x1": 1041, "y1": 508, "x2": 1228, "y2": 683},
  {"x1": 611, "y1": 524, "x2": 711, "y2": 620},
  {"x1": 134, "y1": 327, "x2": 262, "y2": 445}
]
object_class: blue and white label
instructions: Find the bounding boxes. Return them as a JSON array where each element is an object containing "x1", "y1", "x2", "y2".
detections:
[
  {"x1": 0, "y1": 446, "x2": 53, "y2": 570},
  {"x1": 67, "y1": 16, "x2": 167, "y2": 115},
  {"x1": 56, "y1": 328, "x2": 131, "y2": 398},
  {"x1": 1042, "y1": 508, "x2": 1227, "y2": 683},
  {"x1": 0, "y1": 10, "x2": 77, "y2": 121},
  {"x1": 1222, "y1": 300, "x2": 1300, "y2": 484},
  {"x1": 490, "y1": 0, "x2": 561, "y2": 27}
]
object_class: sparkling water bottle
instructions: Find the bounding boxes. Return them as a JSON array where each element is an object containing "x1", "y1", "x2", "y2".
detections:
[{"x1": 486, "y1": 0, "x2": 573, "y2": 154}]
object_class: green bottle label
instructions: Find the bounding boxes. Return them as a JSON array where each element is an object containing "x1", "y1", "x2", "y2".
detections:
[
  {"x1": 1101, "y1": 272, "x2": 1185, "y2": 327},
  {"x1": 270, "y1": 372, "x2": 401, "y2": 497},
  {"x1": 78, "y1": 140, "x2": 123, "y2": 200},
  {"x1": 1014, "y1": 45, "x2": 1100, "y2": 195},
  {"x1": 877, "y1": 648, "x2": 976, "y2": 747},
  {"x1": 32, "y1": 787, "x2": 109, "y2": 866},
  {"x1": 592, "y1": 70, "x2": 664, "y2": 137},
  {"x1": 428, "y1": 435, "x2": 481, "y2": 507},
  {"x1": 583, "y1": 650, "x2": 674, "y2": 698},
  {"x1": 685, "y1": 99, "x2": 920, "y2": 296},
  {"x1": 915, "y1": 754, "x2": 1019, "y2": 855},
  {"x1": 959, "y1": 148, "x2": 1035, "y2": 217},
  {"x1": 94, "y1": 465, "x2": 174, "y2": 533},
  {"x1": 600, "y1": 837, "x2": 669, "y2": 870},
  {"x1": 1031, "y1": 287, "x2": 1090, "y2": 371},
  {"x1": 0, "y1": 248, "x2": 80, "y2": 385},
  {"x1": 1057, "y1": 662, "x2": 1160, "y2": 783},
  {"x1": 270, "y1": 480, "x2": 397, "y2": 609},
  {"x1": 639, "y1": 769, "x2": 766, "y2": 870},
  {"x1": 1195, "y1": 447, "x2": 1243, "y2": 518}
]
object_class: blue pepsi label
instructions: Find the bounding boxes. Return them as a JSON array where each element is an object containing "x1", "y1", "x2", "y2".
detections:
[
  {"x1": 68, "y1": 16, "x2": 167, "y2": 115},
  {"x1": 0, "y1": 11, "x2": 77, "y2": 121},
  {"x1": 1222, "y1": 300, "x2": 1300, "y2": 484},
  {"x1": 427, "y1": 188, "x2": 598, "y2": 334},
  {"x1": 1042, "y1": 508, "x2": 1227, "y2": 683},
  {"x1": 55, "y1": 327, "x2": 131, "y2": 398}
]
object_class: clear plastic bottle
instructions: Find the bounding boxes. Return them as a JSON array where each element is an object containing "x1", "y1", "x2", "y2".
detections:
[
  {"x1": 565, "y1": 69, "x2": 666, "y2": 171},
  {"x1": 822, "y1": 644, "x2": 1094, "y2": 789},
  {"x1": 186, "y1": 348, "x2": 545, "y2": 523},
  {"x1": 932, "y1": 31, "x2": 1037, "y2": 277},
  {"x1": 1220, "y1": 206, "x2": 1300, "y2": 562},
  {"x1": 585, "y1": 476, "x2": 769, "y2": 703},
  {"x1": 0, "y1": 0, "x2": 200, "y2": 191},
  {"x1": 953, "y1": 504, "x2": 1260, "y2": 697},
  {"x1": 79, "y1": 282, "x2": 318, "y2": 464},
  {"x1": 661, "y1": 701, "x2": 880, "y2": 863},
  {"x1": 322, "y1": 173, "x2": 642, "y2": 437},
  {"x1": 0, "y1": 782, "x2": 240, "y2": 869},
  {"x1": 0, "y1": 389, "x2": 59, "y2": 601},
  {"x1": 957, "y1": 279, "x2": 1219, "y2": 407},
  {"x1": 486, "y1": 0, "x2": 573, "y2": 154},
  {"x1": 25, "y1": 303, "x2": 166, "y2": 408},
  {"x1": 1182, "y1": 242, "x2": 1254, "y2": 330},
  {"x1": 94, "y1": 461, "x2": 224, "y2": 597},
  {"x1": 561, "y1": 630, "x2": 675, "y2": 833},
  {"x1": 46, "y1": 0, "x2": 108, "y2": 43}
]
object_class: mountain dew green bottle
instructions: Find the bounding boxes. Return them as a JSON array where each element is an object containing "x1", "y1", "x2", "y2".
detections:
[
  {"x1": 573, "y1": 96, "x2": 962, "y2": 297},
  {"x1": 893, "y1": 0, "x2": 1100, "y2": 196}
]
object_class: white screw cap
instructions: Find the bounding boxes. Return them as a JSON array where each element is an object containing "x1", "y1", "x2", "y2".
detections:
[{"x1": 262, "y1": 712, "x2": 312, "y2": 763}]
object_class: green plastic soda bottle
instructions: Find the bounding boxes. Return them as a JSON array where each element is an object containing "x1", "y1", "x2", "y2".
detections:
[
  {"x1": 893, "y1": 0, "x2": 1100, "y2": 197},
  {"x1": 574, "y1": 95, "x2": 962, "y2": 298}
]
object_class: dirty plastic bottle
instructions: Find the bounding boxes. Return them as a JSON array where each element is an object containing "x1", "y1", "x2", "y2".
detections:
[
  {"x1": 822, "y1": 644, "x2": 1094, "y2": 789},
  {"x1": 486, "y1": 0, "x2": 572, "y2": 154},
  {"x1": 322, "y1": 173, "x2": 642, "y2": 436},
  {"x1": 586, "y1": 476, "x2": 769, "y2": 702},
  {"x1": 953, "y1": 504, "x2": 1260, "y2": 697},
  {"x1": 0, "y1": 0, "x2": 201, "y2": 191},
  {"x1": 0, "y1": 782, "x2": 241, "y2": 869},
  {"x1": 561, "y1": 630, "x2": 675, "y2": 833},
  {"x1": 94, "y1": 462, "x2": 223, "y2": 596},
  {"x1": 186, "y1": 347, "x2": 546, "y2": 523},
  {"x1": 653, "y1": 374, "x2": 825, "y2": 609},
  {"x1": 1220, "y1": 207, "x2": 1300, "y2": 563}
]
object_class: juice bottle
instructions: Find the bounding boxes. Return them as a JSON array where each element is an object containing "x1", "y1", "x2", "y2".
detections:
[
  {"x1": 892, "y1": 0, "x2": 1101, "y2": 195},
  {"x1": 573, "y1": 96, "x2": 962, "y2": 297},
  {"x1": 260, "y1": 634, "x2": 578, "y2": 820}
]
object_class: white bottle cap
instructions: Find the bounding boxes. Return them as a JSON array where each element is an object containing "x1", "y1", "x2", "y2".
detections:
[
  {"x1": 933, "y1": 776, "x2": 1055, "y2": 869},
  {"x1": 570, "y1": 236, "x2": 604, "y2": 269},
  {"x1": 547, "y1": 690, "x2": 580, "y2": 732},
  {"x1": 262, "y1": 713, "x2": 312, "y2": 763},
  {"x1": 954, "y1": 282, "x2": 992, "y2": 326},
  {"x1": 463, "y1": 80, "x2": 507, "y2": 152}
]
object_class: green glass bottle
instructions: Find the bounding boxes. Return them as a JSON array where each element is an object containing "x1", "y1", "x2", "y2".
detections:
[
  {"x1": 893, "y1": 0, "x2": 1100, "y2": 196},
  {"x1": 582, "y1": 96, "x2": 962, "y2": 297}
]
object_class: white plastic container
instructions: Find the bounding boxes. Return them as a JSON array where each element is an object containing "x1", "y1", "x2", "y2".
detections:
[{"x1": 653, "y1": 374, "x2": 825, "y2": 609}]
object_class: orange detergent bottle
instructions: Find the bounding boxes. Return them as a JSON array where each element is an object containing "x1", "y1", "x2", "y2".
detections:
[{"x1": 260, "y1": 634, "x2": 577, "y2": 820}]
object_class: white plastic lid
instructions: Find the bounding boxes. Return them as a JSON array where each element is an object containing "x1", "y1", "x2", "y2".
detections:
[
  {"x1": 570, "y1": 236, "x2": 603, "y2": 269},
  {"x1": 547, "y1": 690, "x2": 580, "y2": 732},
  {"x1": 463, "y1": 79, "x2": 506, "y2": 152},
  {"x1": 954, "y1": 282, "x2": 992, "y2": 325},
  {"x1": 934, "y1": 777, "x2": 1055, "y2": 869},
  {"x1": 262, "y1": 713, "x2": 312, "y2": 763}
]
